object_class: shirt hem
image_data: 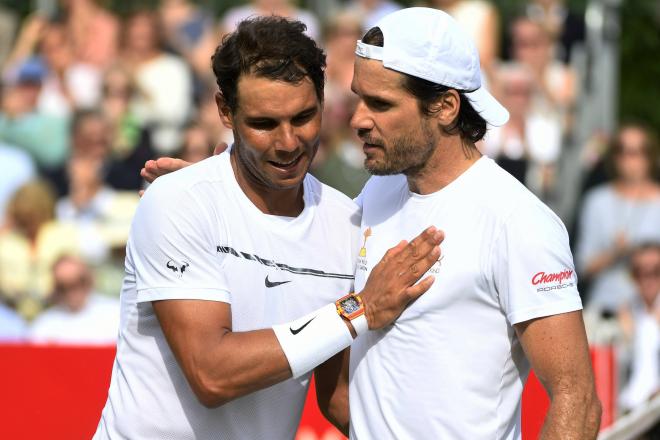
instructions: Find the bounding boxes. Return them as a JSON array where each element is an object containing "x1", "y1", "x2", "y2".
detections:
[
  {"x1": 136, "y1": 287, "x2": 231, "y2": 304},
  {"x1": 508, "y1": 297, "x2": 583, "y2": 325}
]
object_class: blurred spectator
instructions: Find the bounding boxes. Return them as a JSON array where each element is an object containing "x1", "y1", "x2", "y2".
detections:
[
  {"x1": 0, "y1": 5, "x2": 18, "y2": 66},
  {"x1": 0, "y1": 60, "x2": 69, "y2": 171},
  {"x1": 36, "y1": 21, "x2": 102, "y2": 117},
  {"x1": 29, "y1": 255, "x2": 119, "y2": 345},
  {"x1": 576, "y1": 124, "x2": 660, "y2": 313},
  {"x1": 509, "y1": 16, "x2": 576, "y2": 200},
  {"x1": 525, "y1": 0, "x2": 585, "y2": 64},
  {"x1": 196, "y1": 80, "x2": 233, "y2": 146},
  {"x1": 47, "y1": 109, "x2": 152, "y2": 198},
  {"x1": 55, "y1": 154, "x2": 139, "y2": 264},
  {"x1": 618, "y1": 243, "x2": 660, "y2": 411},
  {"x1": 0, "y1": 142, "x2": 35, "y2": 222},
  {"x1": 100, "y1": 65, "x2": 155, "y2": 190},
  {"x1": 510, "y1": 16, "x2": 576, "y2": 112},
  {"x1": 0, "y1": 180, "x2": 79, "y2": 319},
  {"x1": 2, "y1": 13, "x2": 49, "y2": 79},
  {"x1": 221, "y1": 0, "x2": 320, "y2": 40},
  {"x1": 427, "y1": 0, "x2": 500, "y2": 76},
  {"x1": 60, "y1": 0, "x2": 119, "y2": 69},
  {"x1": 159, "y1": 0, "x2": 216, "y2": 82},
  {"x1": 177, "y1": 123, "x2": 214, "y2": 163},
  {"x1": 344, "y1": 0, "x2": 401, "y2": 32},
  {"x1": 0, "y1": 301, "x2": 27, "y2": 342},
  {"x1": 483, "y1": 62, "x2": 562, "y2": 191},
  {"x1": 121, "y1": 10, "x2": 193, "y2": 155}
]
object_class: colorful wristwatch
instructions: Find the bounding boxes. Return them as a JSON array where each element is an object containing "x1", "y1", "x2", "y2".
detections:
[{"x1": 336, "y1": 293, "x2": 368, "y2": 336}]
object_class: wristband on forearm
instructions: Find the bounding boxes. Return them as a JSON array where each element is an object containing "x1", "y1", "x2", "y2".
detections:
[
  {"x1": 273, "y1": 303, "x2": 352, "y2": 378},
  {"x1": 272, "y1": 293, "x2": 368, "y2": 378}
]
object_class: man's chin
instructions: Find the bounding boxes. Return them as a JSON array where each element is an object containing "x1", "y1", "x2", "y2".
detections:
[{"x1": 365, "y1": 159, "x2": 400, "y2": 176}]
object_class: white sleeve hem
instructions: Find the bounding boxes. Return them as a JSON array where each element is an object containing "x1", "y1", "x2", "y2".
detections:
[
  {"x1": 508, "y1": 297, "x2": 583, "y2": 325},
  {"x1": 137, "y1": 287, "x2": 231, "y2": 304}
]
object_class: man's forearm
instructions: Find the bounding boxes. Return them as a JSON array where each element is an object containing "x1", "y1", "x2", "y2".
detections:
[{"x1": 540, "y1": 390, "x2": 602, "y2": 440}]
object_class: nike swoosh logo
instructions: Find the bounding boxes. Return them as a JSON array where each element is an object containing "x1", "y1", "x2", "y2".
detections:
[
  {"x1": 265, "y1": 275, "x2": 291, "y2": 288},
  {"x1": 290, "y1": 317, "x2": 315, "y2": 335}
]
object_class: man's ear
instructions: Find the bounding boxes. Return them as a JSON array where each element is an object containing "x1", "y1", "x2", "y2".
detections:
[
  {"x1": 215, "y1": 91, "x2": 234, "y2": 129},
  {"x1": 429, "y1": 89, "x2": 461, "y2": 128}
]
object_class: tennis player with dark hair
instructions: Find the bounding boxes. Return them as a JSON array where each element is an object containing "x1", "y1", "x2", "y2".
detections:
[{"x1": 94, "y1": 16, "x2": 442, "y2": 439}]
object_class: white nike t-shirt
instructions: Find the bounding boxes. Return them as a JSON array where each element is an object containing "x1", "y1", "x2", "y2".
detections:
[
  {"x1": 94, "y1": 152, "x2": 359, "y2": 440},
  {"x1": 349, "y1": 156, "x2": 582, "y2": 440}
]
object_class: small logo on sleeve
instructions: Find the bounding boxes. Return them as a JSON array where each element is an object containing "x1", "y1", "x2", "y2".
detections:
[
  {"x1": 166, "y1": 260, "x2": 190, "y2": 278},
  {"x1": 532, "y1": 269, "x2": 575, "y2": 292}
]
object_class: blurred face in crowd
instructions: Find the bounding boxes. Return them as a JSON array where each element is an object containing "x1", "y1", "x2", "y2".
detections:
[
  {"x1": 631, "y1": 246, "x2": 660, "y2": 308},
  {"x1": 53, "y1": 257, "x2": 93, "y2": 313},
  {"x1": 614, "y1": 126, "x2": 653, "y2": 182},
  {"x1": 102, "y1": 67, "x2": 133, "y2": 121},
  {"x1": 125, "y1": 13, "x2": 161, "y2": 55},
  {"x1": 73, "y1": 115, "x2": 111, "y2": 160},
  {"x1": 350, "y1": 57, "x2": 438, "y2": 176},
  {"x1": 218, "y1": 74, "x2": 322, "y2": 191},
  {"x1": 180, "y1": 125, "x2": 213, "y2": 163},
  {"x1": 40, "y1": 26, "x2": 73, "y2": 72},
  {"x1": 512, "y1": 19, "x2": 552, "y2": 70},
  {"x1": 498, "y1": 67, "x2": 533, "y2": 119}
]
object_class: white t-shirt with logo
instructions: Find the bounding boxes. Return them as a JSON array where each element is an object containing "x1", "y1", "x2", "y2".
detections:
[
  {"x1": 349, "y1": 156, "x2": 582, "y2": 440},
  {"x1": 94, "y1": 152, "x2": 359, "y2": 440}
]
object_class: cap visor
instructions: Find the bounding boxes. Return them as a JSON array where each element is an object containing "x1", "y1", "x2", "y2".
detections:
[{"x1": 465, "y1": 87, "x2": 509, "y2": 127}]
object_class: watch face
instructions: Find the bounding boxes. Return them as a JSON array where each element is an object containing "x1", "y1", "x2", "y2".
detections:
[{"x1": 342, "y1": 297, "x2": 360, "y2": 314}]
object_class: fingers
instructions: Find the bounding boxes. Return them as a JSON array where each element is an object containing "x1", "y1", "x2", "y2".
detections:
[
  {"x1": 140, "y1": 158, "x2": 191, "y2": 183},
  {"x1": 381, "y1": 240, "x2": 408, "y2": 263},
  {"x1": 403, "y1": 227, "x2": 443, "y2": 261},
  {"x1": 403, "y1": 276, "x2": 435, "y2": 301}
]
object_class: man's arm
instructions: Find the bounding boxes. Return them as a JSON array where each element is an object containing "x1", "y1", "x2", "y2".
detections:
[
  {"x1": 154, "y1": 227, "x2": 443, "y2": 408},
  {"x1": 315, "y1": 349, "x2": 350, "y2": 435},
  {"x1": 515, "y1": 311, "x2": 602, "y2": 440}
]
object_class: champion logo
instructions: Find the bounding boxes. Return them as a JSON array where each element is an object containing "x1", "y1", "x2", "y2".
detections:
[{"x1": 531, "y1": 269, "x2": 573, "y2": 286}]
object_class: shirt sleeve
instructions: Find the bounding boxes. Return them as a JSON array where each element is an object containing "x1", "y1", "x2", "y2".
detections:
[
  {"x1": 128, "y1": 178, "x2": 231, "y2": 304},
  {"x1": 492, "y1": 200, "x2": 583, "y2": 325}
]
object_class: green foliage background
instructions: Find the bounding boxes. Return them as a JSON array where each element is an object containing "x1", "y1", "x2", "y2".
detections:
[{"x1": 2, "y1": 0, "x2": 658, "y2": 133}]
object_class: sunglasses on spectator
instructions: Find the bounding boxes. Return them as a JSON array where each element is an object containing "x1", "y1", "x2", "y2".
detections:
[
  {"x1": 631, "y1": 265, "x2": 660, "y2": 280},
  {"x1": 54, "y1": 276, "x2": 88, "y2": 293}
]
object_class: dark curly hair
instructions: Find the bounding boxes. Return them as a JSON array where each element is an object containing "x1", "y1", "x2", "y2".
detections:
[
  {"x1": 212, "y1": 16, "x2": 326, "y2": 113},
  {"x1": 361, "y1": 27, "x2": 487, "y2": 144}
]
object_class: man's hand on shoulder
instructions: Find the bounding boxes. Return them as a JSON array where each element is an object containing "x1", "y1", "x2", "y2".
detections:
[{"x1": 139, "y1": 143, "x2": 229, "y2": 196}]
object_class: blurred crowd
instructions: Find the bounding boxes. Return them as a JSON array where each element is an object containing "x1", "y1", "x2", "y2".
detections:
[{"x1": 0, "y1": 0, "x2": 658, "y2": 417}]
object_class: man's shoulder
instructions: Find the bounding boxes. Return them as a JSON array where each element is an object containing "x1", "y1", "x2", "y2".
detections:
[
  {"x1": 305, "y1": 173, "x2": 361, "y2": 214},
  {"x1": 475, "y1": 157, "x2": 561, "y2": 223},
  {"x1": 146, "y1": 155, "x2": 227, "y2": 200},
  {"x1": 359, "y1": 174, "x2": 407, "y2": 199}
]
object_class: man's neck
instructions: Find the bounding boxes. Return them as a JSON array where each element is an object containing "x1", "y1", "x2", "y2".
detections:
[
  {"x1": 406, "y1": 134, "x2": 481, "y2": 195},
  {"x1": 230, "y1": 151, "x2": 305, "y2": 217}
]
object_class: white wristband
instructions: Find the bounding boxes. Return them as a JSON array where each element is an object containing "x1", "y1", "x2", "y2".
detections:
[
  {"x1": 350, "y1": 313, "x2": 369, "y2": 336},
  {"x1": 273, "y1": 303, "x2": 353, "y2": 378}
]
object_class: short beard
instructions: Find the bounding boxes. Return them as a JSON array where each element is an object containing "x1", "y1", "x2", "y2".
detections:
[{"x1": 364, "y1": 124, "x2": 436, "y2": 176}]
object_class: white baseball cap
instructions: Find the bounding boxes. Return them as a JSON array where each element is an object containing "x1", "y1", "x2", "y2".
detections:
[{"x1": 355, "y1": 7, "x2": 509, "y2": 127}]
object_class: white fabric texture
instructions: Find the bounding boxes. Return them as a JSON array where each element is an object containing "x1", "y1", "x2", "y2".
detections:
[
  {"x1": 349, "y1": 156, "x2": 582, "y2": 440},
  {"x1": 94, "y1": 152, "x2": 359, "y2": 440}
]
